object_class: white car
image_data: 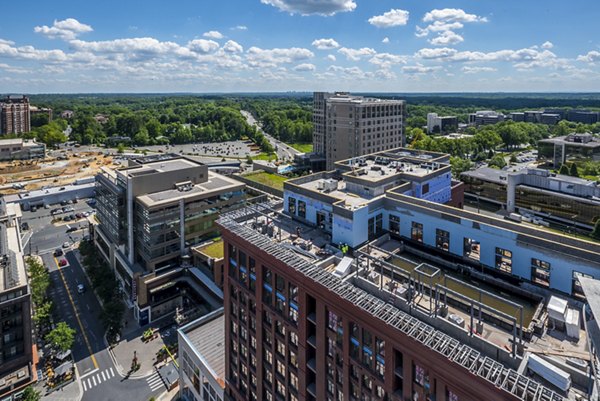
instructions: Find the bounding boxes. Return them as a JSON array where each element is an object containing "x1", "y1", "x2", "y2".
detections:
[{"x1": 62, "y1": 241, "x2": 70, "y2": 249}]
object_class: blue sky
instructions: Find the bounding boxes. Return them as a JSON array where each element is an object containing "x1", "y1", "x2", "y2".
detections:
[{"x1": 1, "y1": 0, "x2": 599, "y2": 93}]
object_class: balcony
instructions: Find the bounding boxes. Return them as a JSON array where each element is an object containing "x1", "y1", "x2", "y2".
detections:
[
  {"x1": 307, "y1": 383, "x2": 316, "y2": 397},
  {"x1": 307, "y1": 335, "x2": 317, "y2": 348}
]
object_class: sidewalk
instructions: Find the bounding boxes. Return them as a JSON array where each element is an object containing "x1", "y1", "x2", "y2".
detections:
[
  {"x1": 107, "y1": 309, "x2": 175, "y2": 379},
  {"x1": 40, "y1": 375, "x2": 81, "y2": 401}
]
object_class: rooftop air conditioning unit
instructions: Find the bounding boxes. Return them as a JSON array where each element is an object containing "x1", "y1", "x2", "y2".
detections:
[
  {"x1": 323, "y1": 179, "x2": 338, "y2": 192},
  {"x1": 316, "y1": 180, "x2": 325, "y2": 190}
]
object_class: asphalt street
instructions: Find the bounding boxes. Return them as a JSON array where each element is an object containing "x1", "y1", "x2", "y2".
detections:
[
  {"x1": 22, "y1": 201, "x2": 92, "y2": 256},
  {"x1": 24, "y1": 203, "x2": 166, "y2": 401},
  {"x1": 240, "y1": 110, "x2": 302, "y2": 161}
]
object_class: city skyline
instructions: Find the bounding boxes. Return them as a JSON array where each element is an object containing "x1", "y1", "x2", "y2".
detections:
[{"x1": 1, "y1": 0, "x2": 600, "y2": 93}]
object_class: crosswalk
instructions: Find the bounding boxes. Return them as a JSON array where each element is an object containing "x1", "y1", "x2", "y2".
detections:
[
  {"x1": 82, "y1": 367, "x2": 115, "y2": 392},
  {"x1": 146, "y1": 371, "x2": 166, "y2": 392}
]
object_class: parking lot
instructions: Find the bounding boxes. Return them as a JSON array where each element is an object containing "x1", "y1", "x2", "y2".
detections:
[{"x1": 21, "y1": 198, "x2": 95, "y2": 256}]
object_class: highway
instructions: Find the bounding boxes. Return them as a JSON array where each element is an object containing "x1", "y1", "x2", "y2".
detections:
[{"x1": 240, "y1": 109, "x2": 303, "y2": 161}]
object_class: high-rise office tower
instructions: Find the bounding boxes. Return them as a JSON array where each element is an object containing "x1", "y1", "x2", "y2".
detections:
[{"x1": 312, "y1": 92, "x2": 405, "y2": 170}]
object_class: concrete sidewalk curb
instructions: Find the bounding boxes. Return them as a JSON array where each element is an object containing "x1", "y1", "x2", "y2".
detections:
[{"x1": 106, "y1": 341, "x2": 155, "y2": 380}]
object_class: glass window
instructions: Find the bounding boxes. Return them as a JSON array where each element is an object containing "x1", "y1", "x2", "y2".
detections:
[
  {"x1": 389, "y1": 215, "x2": 400, "y2": 234},
  {"x1": 495, "y1": 247, "x2": 512, "y2": 273},
  {"x1": 413, "y1": 363, "x2": 425, "y2": 386},
  {"x1": 411, "y1": 222, "x2": 423, "y2": 243},
  {"x1": 288, "y1": 197, "x2": 296, "y2": 215},
  {"x1": 298, "y1": 200, "x2": 306, "y2": 219},
  {"x1": 436, "y1": 229, "x2": 450, "y2": 252},
  {"x1": 531, "y1": 258, "x2": 551, "y2": 287},
  {"x1": 463, "y1": 237, "x2": 480, "y2": 261}
]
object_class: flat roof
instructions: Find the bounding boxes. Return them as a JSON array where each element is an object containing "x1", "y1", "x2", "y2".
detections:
[
  {"x1": 136, "y1": 172, "x2": 243, "y2": 207},
  {"x1": 462, "y1": 166, "x2": 599, "y2": 187},
  {"x1": 218, "y1": 203, "x2": 569, "y2": 401},
  {"x1": 4, "y1": 182, "x2": 95, "y2": 203},
  {"x1": 181, "y1": 313, "x2": 225, "y2": 385},
  {"x1": 0, "y1": 222, "x2": 26, "y2": 291}
]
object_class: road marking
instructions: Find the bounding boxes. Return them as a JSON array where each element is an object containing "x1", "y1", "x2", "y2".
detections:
[
  {"x1": 101, "y1": 371, "x2": 106, "y2": 381},
  {"x1": 109, "y1": 367, "x2": 114, "y2": 378},
  {"x1": 53, "y1": 256, "x2": 98, "y2": 370},
  {"x1": 82, "y1": 380, "x2": 87, "y2": 391},
  {"x1": 92, "y1": 375, "x2": 97, "y2": 386},
  {"x1": 79, "y1": 368, "x2": 99, "y2": 379},
  {"x1": 146, "y1": 372, "x2": 165, "y2": 391}
]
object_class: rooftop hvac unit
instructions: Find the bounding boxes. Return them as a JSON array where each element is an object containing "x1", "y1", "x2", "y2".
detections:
[
  {"x1": 316, "y1": 180, "x2": 325, "y2": 190},
  {"x1": 527, "y1": 354, "x2": 571, "y2": 392},
  {"x1": 547, "y1": 295, "x2": 567, "y2": 330},
  {"x1": 323, "y1": 179, "x2": 338, "y2": 192}
]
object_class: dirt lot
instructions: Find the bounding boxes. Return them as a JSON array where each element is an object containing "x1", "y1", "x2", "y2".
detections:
[{"x1": 0, "y1": 151, "x2": 118, "y2": 195}]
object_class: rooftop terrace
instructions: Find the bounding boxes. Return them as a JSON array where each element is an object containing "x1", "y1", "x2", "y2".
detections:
[{"x1": 218, "y1": 202, "x2": 596, "y2": 401}]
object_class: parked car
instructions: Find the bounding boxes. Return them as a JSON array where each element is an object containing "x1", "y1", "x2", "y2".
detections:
[
  {"x1": 54, "y1": 248, "x2": 63, "y2": 257},
  {"x1": 77, "y1": 284, "x2": 85, "y2": 294},
  {"x1": 20, "y1": 222, "x2": 29, "y2": 231},
  {"x1": 58, "y1": 259, "x2": 67, "y2": 267},
  {"x1": 62, "y1": 241, "x2": 70, "y2": 249},
  {"x1": 75, "y1": 213, "x2": 83, "y2": 219},
  {"x1": 66, "y1": 227, "x2": 78, "y2": 233}
]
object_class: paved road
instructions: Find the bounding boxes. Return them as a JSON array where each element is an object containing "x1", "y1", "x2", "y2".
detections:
[
  {"x1": 25, "y1": 207, "x2": 166, "y2": 401},
  {"x1": 22, "y1": 202, "x2": 92, "y2": 255},
  {"x1": 240, "y1": 110, "x2": 302, "y2": 162}
]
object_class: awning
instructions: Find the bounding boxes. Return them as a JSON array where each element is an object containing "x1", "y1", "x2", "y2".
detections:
[
  {"x1": 54, "y1": 361, "x2": 73, "y2": 376},
  {"x1": 158, "y1": 363, "x2": 179, "y2": 388}
]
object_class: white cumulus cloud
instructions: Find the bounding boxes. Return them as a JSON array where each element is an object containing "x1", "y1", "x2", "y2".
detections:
[
  {"x1": 246, "y1": 46, "x2": 314, "y2": 68},
  {"x1": 223, "y1": 40, "x2": 243, "y2": 53},
  {"x1": 382, "y1": 37, "x2": 389, "y2": 44},
  {"x1": 326, "y1": 54, "x2": 336, "y2": 61},
  {"x1": 368, "y1": 53, "x2": 406, "y2": 68},
  {"x1": 541, "y1": 41, "x2": 554, "y2": 49},
  {"x1": 232, "y1": 25, "x2": 248, "y2": 31},
  {"x1": 462, "y1": 66, "x2": 497, "y2": 74},
  {"x1": 293, "y1": 63, "x2": 316, "y2": 72},
  {"x1": 312, "y1": 38, "x2": 340, "y2": 50},
  {"x1": 577, "y1": 50, "x2": 600, "y2": 63},
  {"x1": 203, "y1": 31, "x2": 224, "y2": 39},
  {"x1": 402, "y1": 64, "x2": 441, "y2": 74},
  {"x1": 260, "y1": 0, "x2": 356, "y2": 16},
  {"x1": 34, "y1": 18, "x2": 93, "y2": 40},
  {"x1": 417, "y1": 9, "x2": 486, "y2": 47},
  {"x1": 338, "y1": 47, "x2": 376, "y2": 61},
  {"x1": 429, "y1": 31, "x2": 463, "y2": 46},
  {"x1": 368, "y1": 9, "x2": 409, "y2": 28},
  {"x1": 188, "y1": 39, "x2": 220, "y2": 54},
  {"x1": 423, "y1": 8, "x2": 487, "y2": 23}
]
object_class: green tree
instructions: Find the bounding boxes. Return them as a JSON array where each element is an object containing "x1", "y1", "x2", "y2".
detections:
[
  {"x1": 117, "y1": 143, "x2": 125, "y2": 154},
  {"x1": 450, "y1": 157, "x2": 473, "y2": 178},
  {"x1": 509, "y1": 154, "x2": 518, "y2": 164},
  {"x1": 559, "y1": 164, "x2": 570, "y2": 175},
  {"x1": 26, "y1": 257, "x2": 50, "y2": 307},
  {"x1": 32, "y1": 300, "x2": 53, "y2": 328},
  {"x1": 488, "y1": 155, "x2": 507, "y2": 169},
  {"x1": 569, "y1": 163, "x2": 579, "y2": 177},
  {"x1": 46, "y1": 322, "x2": 76, "y2": 352},
  {"x1": 21, "y1": 386, "x2": 41, "y2": 401}
]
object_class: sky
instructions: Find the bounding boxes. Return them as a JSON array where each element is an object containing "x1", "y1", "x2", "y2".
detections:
[{"x1": 1, "y1": 0, "x2": 600, "y2": 93}]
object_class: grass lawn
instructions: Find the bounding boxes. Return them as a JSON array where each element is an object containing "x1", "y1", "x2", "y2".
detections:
[
  {"x1": 199, "y1": 239, "x2": 224, "y2": 259},
  {"x1": 244, "y1": 171, "x2": 288, "y2": 191},
  {"x1": 252, "y1": 152, "x2": 277, "y2": 161},
  {"x1": 289, "y1": 143, "x2": 313, "y2": 153}
]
